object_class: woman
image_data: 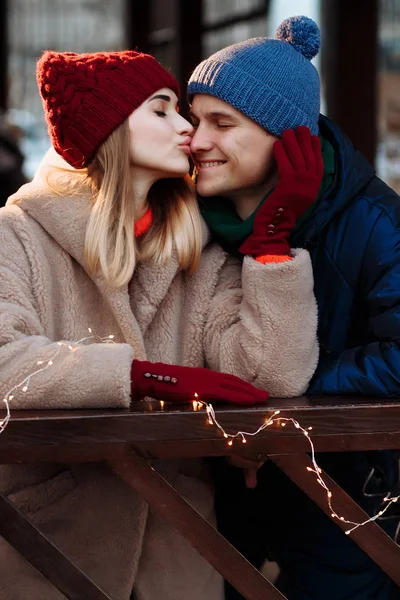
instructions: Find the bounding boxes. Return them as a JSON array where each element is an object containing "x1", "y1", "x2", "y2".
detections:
[{"x1": 0, "y1": 50, "x2": 318, "y2": 599}]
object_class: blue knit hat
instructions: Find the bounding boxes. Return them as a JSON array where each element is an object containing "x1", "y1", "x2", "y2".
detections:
[{"x1": 188, "y1": 16, "x2": 321, "y2": 136}]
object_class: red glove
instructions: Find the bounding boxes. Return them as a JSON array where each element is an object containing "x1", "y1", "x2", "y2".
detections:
[
  {"x1": 131, "y1": 360, "x2": 269, "y2": 406},
  {"x1": 239, "y1": 126, "x2": 324, "y2": 257}
]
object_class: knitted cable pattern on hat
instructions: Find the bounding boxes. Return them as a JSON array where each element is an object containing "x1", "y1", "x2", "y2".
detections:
[
  {"x1": 188, "y1": 15, "x2": 321, "y2": 136},
  {"x1": 37, "y1": 50, "x2": 179, "y2": 168}
]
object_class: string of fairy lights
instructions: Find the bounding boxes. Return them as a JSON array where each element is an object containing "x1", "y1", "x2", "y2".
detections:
[
  {"x1": 1, "y1": 329, "x2": 399, "y2": 536},
  {"x1": 193, "y1": 394, "x2": 399, "y2": 535},
  {"x1": 0, "y1": 329, "x2": 115, "y2": 434}
]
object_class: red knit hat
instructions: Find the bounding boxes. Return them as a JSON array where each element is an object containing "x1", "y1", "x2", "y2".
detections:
[{"x1": 36, "y1": 50, "x2": 180, "y2": 168}]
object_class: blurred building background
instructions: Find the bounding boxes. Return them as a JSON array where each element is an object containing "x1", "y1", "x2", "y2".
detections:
[{"x1": 0, "y1": 0, "x2": 399, "y2": 193}]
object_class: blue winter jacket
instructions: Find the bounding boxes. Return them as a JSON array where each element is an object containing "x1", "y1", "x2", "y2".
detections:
[{"x1": 291, "y1": 116, "x2": 400, "y2": 397}]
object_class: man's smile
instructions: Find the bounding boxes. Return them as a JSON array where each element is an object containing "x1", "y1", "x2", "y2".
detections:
[{"x1": 197, "y1": 160, "x2": 227, "y2": 169}]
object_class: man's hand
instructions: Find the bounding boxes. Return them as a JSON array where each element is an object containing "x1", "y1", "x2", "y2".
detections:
[{"x1": 227, "y1": 454, "x2": 268, "y2": 488}]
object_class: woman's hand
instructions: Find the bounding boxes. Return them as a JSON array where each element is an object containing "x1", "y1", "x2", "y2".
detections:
[
  {"x1": 239, "y1": 126, "x2": 323, "y2": 257},
  {"x1": 131, "y1": 360, "x2": 269, "y2": 405}
]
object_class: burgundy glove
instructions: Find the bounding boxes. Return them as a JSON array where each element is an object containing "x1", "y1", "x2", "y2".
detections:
[
  {"x1": 131, "y1": 360, "x2": 269, "y2": 406},
  {"x1": 239, "y1": 126, "x2": 324, "y2": 257}
]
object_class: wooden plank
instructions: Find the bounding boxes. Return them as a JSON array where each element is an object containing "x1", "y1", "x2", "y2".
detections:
[
  {"x1": 130, "y1": 430, "x2": 400, "y2": 459},
  {"x1": 0, "y1": 493, "x2": 113, "y2": 600},
  {"x1": 0, "y1": 399, "x2": 400, "y2": 463},
  {"x1": 270, "y1": 453, "x2": 400, "y2": 587},
  {"x1": 0, "y1": 430, "x2": 400, "y2": 464},
  {"x1": 2, "y1": 399, "x2": 400, "y2": 442},
  {"x1": 110, "y1": 455, "x2": 286, "y2": 600}
]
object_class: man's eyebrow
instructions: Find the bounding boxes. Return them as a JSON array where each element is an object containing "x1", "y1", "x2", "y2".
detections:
[
  {"x1": 148, "y1": 94, "x2": 172, "y2": 103},
  {"x1": 189, "y1": 110, "x2": 237, "y2": 120}
]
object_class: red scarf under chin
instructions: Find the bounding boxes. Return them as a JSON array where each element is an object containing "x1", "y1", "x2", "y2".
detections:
[{"x1": 134, "y1": 207, "x2": 153, "y2": 237}]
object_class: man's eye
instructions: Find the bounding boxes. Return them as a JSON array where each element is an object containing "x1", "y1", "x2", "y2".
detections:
[
  {"x1": 217, "y1": 123, "x2": 232, "y2": 129},
  {"x1": 191, "y1": 122, "x2": 199, "y2": 129},
  {"x1": 155, "y1": 110, "x2": 167, "y2": 117}
]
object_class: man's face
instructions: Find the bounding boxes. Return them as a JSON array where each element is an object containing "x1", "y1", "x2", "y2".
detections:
[{"x1": 189, "y1": 94, "x2": 278, "y2": 199}]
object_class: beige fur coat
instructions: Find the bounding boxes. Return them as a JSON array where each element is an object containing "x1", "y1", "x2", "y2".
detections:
[{"x1": 0, "y1": 150, "x2": 318, "y2": 599}]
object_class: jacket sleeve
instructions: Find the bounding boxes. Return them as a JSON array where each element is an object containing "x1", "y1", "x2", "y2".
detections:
[
  {"x1": 204, "y1": 248, "x2": 319, "y2": 397},
  {"x1": 308, "y1": 209, "x2": 400, "y2": 396},
  {"x1": 0, "y1": 213, "x2": 134, "y2": 410}
]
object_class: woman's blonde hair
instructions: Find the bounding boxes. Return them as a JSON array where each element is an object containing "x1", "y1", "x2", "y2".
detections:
[{"x1": 46, "y1": 120, "x2": 202, "y2": 288}]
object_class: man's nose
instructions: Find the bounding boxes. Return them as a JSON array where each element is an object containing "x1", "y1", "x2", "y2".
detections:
[{"x1": 190, "y1": 126, "x2": 214, "y2": 153}]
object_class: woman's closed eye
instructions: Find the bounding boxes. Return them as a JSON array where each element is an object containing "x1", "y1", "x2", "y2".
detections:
[{"x1": 154, "y1": 110, "x2": 167, "y2": 117}]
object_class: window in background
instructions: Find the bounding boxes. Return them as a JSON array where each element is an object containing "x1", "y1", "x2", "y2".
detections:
[
  {"x1": 204, "y1": 17, "x2": 268, "y2": 57},
  {"x1": 204, "y1": 0, "x2": 265, "y2": 26},
  {"x1": 203, "y1": 0, "x2": 268, "y2": 58},
  {"x1": 377, "y1": 0, "x2": 400, "y2": 193},
  {"x1": 7, "y1": 0, "x2": 126, "y2": 178},
  {"x1": 149, "y1": 0, "x2": 177, "y2": 74}
]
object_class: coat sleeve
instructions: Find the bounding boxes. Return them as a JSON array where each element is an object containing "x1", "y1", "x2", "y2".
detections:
[
  {"x1": 204, "y1": 248, "x2": 319, "y2": 397},
  {"x1": 0, "y1": 212, "x2": 134, "y2": 410},
  {"x1": 308, "y1": 209, "x2": 400, "y2": 396}
]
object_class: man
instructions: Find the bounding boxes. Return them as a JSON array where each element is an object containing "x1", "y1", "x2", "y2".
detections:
[{"x1": 187, "y1": 15, "x2": 400, "y2": 600}]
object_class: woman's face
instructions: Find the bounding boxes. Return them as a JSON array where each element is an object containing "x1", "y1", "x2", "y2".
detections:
[{"x1": 129, "y1": 88, "x2": 193, "y2": 180}]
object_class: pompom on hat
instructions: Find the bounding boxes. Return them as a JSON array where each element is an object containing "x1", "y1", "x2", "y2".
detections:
[
  {"x1": 188, "y1": 15, "x2": 321, "y2": 136},
  {"x1": 37, "y1": 50, "x2": 180, "y2": 168}
]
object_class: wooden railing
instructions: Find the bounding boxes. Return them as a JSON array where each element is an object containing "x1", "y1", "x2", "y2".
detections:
[{"x1": 0, "y1": 396, "x2": 399, "y2": 599}]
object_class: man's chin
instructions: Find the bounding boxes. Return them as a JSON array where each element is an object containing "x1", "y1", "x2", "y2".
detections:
[{"x1": 196, "y1": 181, "x2": 223, "y2": 198}]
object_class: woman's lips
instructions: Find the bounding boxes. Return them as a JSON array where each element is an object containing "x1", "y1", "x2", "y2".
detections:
[
  {"x1": 178, "y1": 136, "x2": 193, "y2": 155},
  {"x1": 178, "y1": 144, "x2": 191, "y2": 155}
]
